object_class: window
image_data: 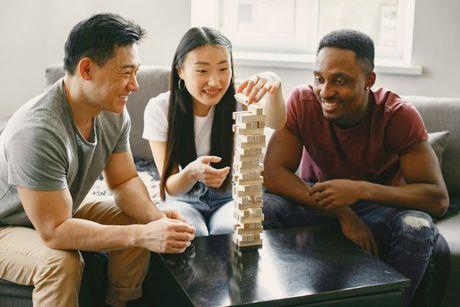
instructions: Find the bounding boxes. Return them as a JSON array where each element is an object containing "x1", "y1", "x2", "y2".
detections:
[{"x1": 191, "y1": 0, "x2": 419, "y2": 74}]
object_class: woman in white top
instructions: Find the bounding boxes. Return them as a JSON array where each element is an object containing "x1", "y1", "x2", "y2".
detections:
[{"x1": 143, "y1": 27, "x2": 286, "y2": 236}]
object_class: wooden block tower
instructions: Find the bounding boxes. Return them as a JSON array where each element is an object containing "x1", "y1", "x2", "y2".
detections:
[{"x1": 232, "y1": 93, "x2": 266, "y2": 248}]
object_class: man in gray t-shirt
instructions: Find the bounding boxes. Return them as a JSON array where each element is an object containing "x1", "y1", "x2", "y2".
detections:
[
  {"x1": 0, "y1": 14, "x2": 195, "y2": 307},
  {"x1": 0, "y1": 79, "x2": 131, "y2": 226}
]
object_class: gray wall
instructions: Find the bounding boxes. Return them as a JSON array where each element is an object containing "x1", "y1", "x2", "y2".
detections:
[{"x1": 0, "y1": 0, "x2": 459, "y2": 117}]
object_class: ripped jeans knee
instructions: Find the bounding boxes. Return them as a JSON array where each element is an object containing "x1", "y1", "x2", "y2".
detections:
[{"x1": 390, "y1": 210, "x2": 437, "y2": 260}]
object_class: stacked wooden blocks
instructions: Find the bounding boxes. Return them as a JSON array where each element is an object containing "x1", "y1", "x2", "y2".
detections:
[{"x1": 232, "y1": 95, "x2": 266, "y2": 248}]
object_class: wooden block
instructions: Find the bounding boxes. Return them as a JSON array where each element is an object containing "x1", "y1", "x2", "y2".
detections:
[
  {"x1": 233, "y1": 211, "x2": 264, "y2": 224},
  {"x1": 234, "y1": 172, "x2": 262, "y2": 181},
  {"x1": 234, "y1": 202, "x2": 263, "y2": 211},
  {"x1": 233, "y1": 160, "x2": 260, "y2": 170},
  {"x1": 235, "y1": 113, "x2": 266, "y2": 123},
  {"x1": 235, "y1": 225, "x2": 263, "y2": 235},
  {"x1": 233, "y1": 186, "x2": 262, "y2": 197},
  {"x1": 234, "y1": 176, "x2": 263, "y2": 186},
  {"x1": 234, "y1": 152, "x2": 263, "y2": 162},
  {"x1": 240, "y1": 213, "x2": 264, "y2": 224},
  {"x1": 240, "y1": 222, "x2": 263, "y2": 229},
  {"x1": 233, "y1": 208, "x2": 262, "y2": 221},
  {"x1": 233, "y1": 184, "x2": 262, "y2": 195},
  {"x1": 239, "y1": 135, "x2": 266, "y2": 144},
  {"x1": 234, "y1": 199, "x2": 263, "y2": 210},
  {"x1": 233, "y1": 237, "x2": 263, "y2": 247},
  {"x1": 236, "y1": 140, "x2": 266, "y2": 149},
  {"x1": 240, "y1": 209, "x2": 251, "y2": 218},
  {"x1": 233, "y1": 233, "x2": 261, "y2": 243},
  {"x1": 235, "y1": 195, "x2": 262, "y2": 204},
  {"x1": 240, "y1": 121, "x2": 259, "y2": 129},
  {"x1": 234, "y1": 127, "x2": 264, "y2": 135},
  {"x1": 236, "y1": 148, "x2": 263, "y2": 156},
  {"x1": 234, "y1": 93, "x2": 248, "y2": 105},
  {"x1": 249, "y1": 207, "x2": 263, "y2": 215},
  {"x1": 234, "y1": 195, "x2": 263, "y2": 207},
  {"x1": 232, "y1": 187, "x2": 262, "y2": 198},
  {"x1": 232, "y1": 111, "x2": 247, "y2": 120},
  {"x1": 248, "y1": 104, "x2": 264, "y2": 115},
  {"x1": 239, "y1": 184, "x2": 261, "y2": 193},
  {"x1": 241, "y1": 234, "x2": 255, "y2": 242},
  {"x1": 233, "y1": 164, "x2": 264, "y2": 174}
]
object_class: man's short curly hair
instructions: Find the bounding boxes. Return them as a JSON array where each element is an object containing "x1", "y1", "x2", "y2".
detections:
[{"x1": 317, "y1": 29, "x2": 374, "y2": 73}]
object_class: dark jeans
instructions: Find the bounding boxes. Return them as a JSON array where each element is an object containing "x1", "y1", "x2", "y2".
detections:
[{"x1": 263, "y1": 192, "x2": 438, "y2": 307}]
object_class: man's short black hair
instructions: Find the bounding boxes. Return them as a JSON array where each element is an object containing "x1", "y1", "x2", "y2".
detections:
[
  {"x1": 317, "y1": 29, "x2": 374, "y2": 73},
  {"x1": 64, "y1": 13, "x2": 146, "y2": 75}
]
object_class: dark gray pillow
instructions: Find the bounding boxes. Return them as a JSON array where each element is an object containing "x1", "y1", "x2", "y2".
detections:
[{"x1": 428, "y1": 131, "x2": 450, "y2": 167}]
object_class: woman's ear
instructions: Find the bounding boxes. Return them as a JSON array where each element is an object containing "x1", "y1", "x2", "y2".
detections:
[{"x1": 177, "y1": 66, "x2": 185, "y2": 80}]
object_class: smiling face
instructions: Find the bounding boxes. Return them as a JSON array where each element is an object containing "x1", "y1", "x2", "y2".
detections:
[
  {"x1": 86, "y1": 44, "x2": 141, "y2": 114},
  {"x1": 313, "y1": 47, "x2": 375, "y2": 128},
  {"x1": 177, "y1": 44, "x2": 232, "y2": 116}
]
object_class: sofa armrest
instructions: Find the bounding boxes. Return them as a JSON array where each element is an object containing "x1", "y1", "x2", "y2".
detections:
[{"x1": 0, "y1": 116, "x2": 9, "y2": 135}]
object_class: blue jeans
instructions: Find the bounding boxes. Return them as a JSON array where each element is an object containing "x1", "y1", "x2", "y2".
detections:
[
  {"x1": 263, "y1": 192, "x2": 438, "y2": 306},
  {"x1": 159, "y1": 182, "x2": 234, "y2": 237}
]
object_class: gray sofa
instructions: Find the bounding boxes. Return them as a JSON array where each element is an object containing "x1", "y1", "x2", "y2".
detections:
[
  {"x1": 0, "y1": 65, "x2": 171, "y2": 307},
  {"x1": 0, "y1": 65, "x2": 459, "y2": 306},
  {"x1": 405, "y1": 96, "x2": 460, "y2": 307}
]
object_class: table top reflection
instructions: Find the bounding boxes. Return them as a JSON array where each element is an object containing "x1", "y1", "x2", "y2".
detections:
[{"x1": 158, "y1": 226, "x2": 410, "y2": 307}]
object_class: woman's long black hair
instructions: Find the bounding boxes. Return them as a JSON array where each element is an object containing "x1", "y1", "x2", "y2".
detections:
[{"x1": 160, "y1": 27, "x2": 236, "y2": 200}]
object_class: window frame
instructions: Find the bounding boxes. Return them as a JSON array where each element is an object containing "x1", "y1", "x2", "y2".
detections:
[{"x1": 191, "y1": 0, "x2": 421, "y2": 75}]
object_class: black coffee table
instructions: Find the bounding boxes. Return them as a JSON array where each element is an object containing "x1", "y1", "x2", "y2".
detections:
[{"x1": 148, "y1": 226, "x2": 410, "y2": 306}]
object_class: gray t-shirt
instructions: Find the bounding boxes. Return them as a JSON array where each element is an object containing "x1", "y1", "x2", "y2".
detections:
[{"x1": 0, "y1": 79, "x2": 130, "y2": 226}]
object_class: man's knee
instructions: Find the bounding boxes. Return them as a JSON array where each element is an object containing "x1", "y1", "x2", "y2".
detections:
[
  {"x1": 263, "y1": 192, "x2": 305, "y2": 229},
  {"x1": 41, "y1": 249, "x2": 84, "y2": 283},
  {"x1": 391, "y1": 210, "x2": 437, "y2": 259},
  {"x1": 209, "y1": 224, "x2": 233, "y2": 236},
  {"x1": 263, "y1": 192, "x2": 291, "y2": 214}
]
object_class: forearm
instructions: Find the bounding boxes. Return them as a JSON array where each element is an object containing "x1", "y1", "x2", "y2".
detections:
[
  {"x1": 362, "y1": 181, "x2": 448, "y2": 217},
  {"x1": 265, "y1": 166, "x2": 318, "y2": 209},
  {"x1": 264, "y1": 87, "x2": 286, "y2": 129},
  {"x1": 111, "y1": 176, "x2": 164, "y2": 223},
  {"x1": 265, "y1": 168, "x2": 353, "y2": 219},
  {"x1": 46, "y1": 218, "x2": 144, "y2": 251},
  {"x1": 164, "y1": 167, "x2": 197, "y2": 196}
]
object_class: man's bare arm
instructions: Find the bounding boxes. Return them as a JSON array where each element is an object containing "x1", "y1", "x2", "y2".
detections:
[
  {"x1": 311, "y1": 141, "x2": 449, "y2": 217},
  {"x1": 263, "y1": 127, "x2": 319, "y2": 208},
  {"x1": 17, "y1": 187, "x2": 194, "y2": 252},
  {"x1": 263, "y1": 127, "x2": 379, "y2": 254},
  {"x1": 365, "y1": 141, "x2": 448, "y2": 216},
  {"x1": 105, "y1": 151, "x2": 204, "y2": 224},
  {"x1": 103, "y1": 151, "x2": 164, "y2": 223}
]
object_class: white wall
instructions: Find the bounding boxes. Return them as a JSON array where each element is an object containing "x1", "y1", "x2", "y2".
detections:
[
  {"x1": 0, "y1": 0, "x2": 190, "y2": 117},
  {"x1": 236, "y1": 0, "x2": 460, "y2": 100},
  {"x1": 1, "y1": 0, "x2": 459, "y2": 117}
]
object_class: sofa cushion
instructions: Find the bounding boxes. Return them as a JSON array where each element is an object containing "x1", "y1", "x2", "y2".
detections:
[
  {"x1": 404, "y1": 96, "x2": 460, "y2": 197},
  {"x1": 45, "y1": 64, "x2": 171, "y2": 160},
  {"x1": 428, "y1": 131, "x2": 450, "y2": 167},
  {"x1": 436, "y1": 197, "x2": 460, "y2": 307},
  {"x1": 0, "y1": 116, "x2": 9, "y2": 135}
]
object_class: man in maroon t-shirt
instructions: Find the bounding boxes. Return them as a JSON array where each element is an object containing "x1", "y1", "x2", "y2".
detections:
[{"x1": 263, "y1": 30, "x2": 448, "y2": 306}]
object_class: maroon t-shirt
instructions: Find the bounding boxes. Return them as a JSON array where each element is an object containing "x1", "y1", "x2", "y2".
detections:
[{"x1": 286, "y1": 85, "x2": 428, "y2": 186}]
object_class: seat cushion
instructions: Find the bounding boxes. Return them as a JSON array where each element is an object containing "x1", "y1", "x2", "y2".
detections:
[
  {"x1": 0, "y1": 252, "x2": 108, "y2": 307},
  {"x1": 436, "y1": 196, "x2": 460, "y2": 307}
]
